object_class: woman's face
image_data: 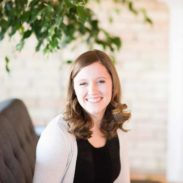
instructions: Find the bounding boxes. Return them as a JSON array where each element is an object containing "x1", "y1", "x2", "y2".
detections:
[{"x1": 73, "y1": 62, "x2": 112, "y2": 120}]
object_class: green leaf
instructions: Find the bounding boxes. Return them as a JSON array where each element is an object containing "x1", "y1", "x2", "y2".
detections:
[
  {"x1": 4, "y1": 1, "x2": 13, "y2": 15},
  {"x1": 128, "y1": 1, "x2": 138, "y2": 15},
  {"x1": 23, "y1": 30, "x2": 32, "y2": 39},
  {"x1": 5, "y1": 56, "x2": 10, "y2": 73},
  {"x1": 140, "y1": 8, "x2": 153, "y2": 25},
  {"x1": 9, "y1": 20, "x2": 22, "y2": 36},
  {"x1": 66, "y1": 60, "x2": 73, "y2": 64},
  {"x1": 111, "y1": 37, "x2": 121, "y2": 50},
  {"x1": 76, "y1": 6, "x2": 90, "y2": 23},
  {"x1": 145, "y1": 17, "x2": 153, "y2": 25},
  {"x1": 0, "y1": 19, "x2": 9, "y2": 40}
]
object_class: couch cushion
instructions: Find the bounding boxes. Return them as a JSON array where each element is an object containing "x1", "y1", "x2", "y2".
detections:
[{"x1": 0, "y1": 99, "x2": 38, "y2": 183}]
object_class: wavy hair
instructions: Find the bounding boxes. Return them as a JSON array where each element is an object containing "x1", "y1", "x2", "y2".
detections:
[{"x1": 63, "y1": 50, "x2": 131, "y2": 139}]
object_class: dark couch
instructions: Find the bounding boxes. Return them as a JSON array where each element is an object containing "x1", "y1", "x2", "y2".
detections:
[{"x1": 0, "y1": 98, "x2": 38, "y2": 183}]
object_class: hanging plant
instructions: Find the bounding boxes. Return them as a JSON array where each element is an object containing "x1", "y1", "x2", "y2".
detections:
[{"x1": 0, "y1": 0, "x2": 152, "y2": 72}]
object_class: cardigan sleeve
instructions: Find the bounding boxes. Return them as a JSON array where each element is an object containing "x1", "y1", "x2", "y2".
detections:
[
  {"x1": 33, "y1": 115, "x2": 72, "y2": 183},
  {"x1": 115, "y1": 129, "x2": 131, "y2": 183}
]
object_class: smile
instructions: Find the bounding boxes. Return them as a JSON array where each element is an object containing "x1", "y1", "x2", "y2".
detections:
[{"x1": 86, "y1": 97, "x2": 103, "y2": 103}]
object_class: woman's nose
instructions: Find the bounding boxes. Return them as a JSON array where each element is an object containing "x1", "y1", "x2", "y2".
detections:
[{"x1": 88, "y1": 83, "x2": 97, "y2": 94}]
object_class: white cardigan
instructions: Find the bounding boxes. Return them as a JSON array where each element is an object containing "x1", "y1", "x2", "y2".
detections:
[{"x1": 33, "y1": 115, "x2": 130, "y2": 183}]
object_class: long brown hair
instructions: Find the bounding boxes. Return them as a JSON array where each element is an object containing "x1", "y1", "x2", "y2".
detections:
[{"x1": 63, "y1": 49, "x2": 131, "y2": 139}]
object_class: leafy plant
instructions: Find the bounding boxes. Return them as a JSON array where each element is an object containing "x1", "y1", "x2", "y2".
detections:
[{"x1": 0, "y1": 0, "x2": 152, "y2": 72}]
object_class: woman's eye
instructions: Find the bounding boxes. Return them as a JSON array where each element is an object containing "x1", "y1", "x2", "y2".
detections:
[
  {"x1": 98, "y1": 80, "x2": 105, "y2": 84},
  {"x1": 79, "y1": 82, "x2": 87, "y2": 86}
]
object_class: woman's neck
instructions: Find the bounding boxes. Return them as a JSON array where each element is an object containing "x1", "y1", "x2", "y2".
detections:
[
  {"x1": 88, "y1": 116, "x2": 106, "y2": 148},
  {"x1": 90, "y1": 113, "x2": 104, "y2": 128}
]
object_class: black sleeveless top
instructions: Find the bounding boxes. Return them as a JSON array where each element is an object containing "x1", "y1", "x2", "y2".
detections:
[{"x1": 73, "y1": 136, "x2": 120, "y2": 183}]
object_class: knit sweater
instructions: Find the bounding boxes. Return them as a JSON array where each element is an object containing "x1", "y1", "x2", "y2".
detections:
[{"x1": 33, "y1": 115, "x2": 130, "y2": 183}]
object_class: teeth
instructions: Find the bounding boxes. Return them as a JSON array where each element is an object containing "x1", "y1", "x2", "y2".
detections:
[{"x1": 86, "y1": 97, "x2": 102, "y2": 103}]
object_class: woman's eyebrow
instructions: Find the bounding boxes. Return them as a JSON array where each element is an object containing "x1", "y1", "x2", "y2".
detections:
[
  {"x1": 97, "y1": 76, "x2": 107, "y2": 79},
  {"x1": 75, "y1": 79, "x2": 87, "y2": 82}
]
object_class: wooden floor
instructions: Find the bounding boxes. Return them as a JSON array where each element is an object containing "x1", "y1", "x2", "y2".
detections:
[
  {"x1": 131, "y1": 180, "x2": 161, "y2": 183},
  {"x1": 131, "y1": 172, "x2": 167, "y2": 183}
]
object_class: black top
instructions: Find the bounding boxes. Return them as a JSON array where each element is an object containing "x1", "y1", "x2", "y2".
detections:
[{"x1": 73, "y1": 136, "x2": 120, "y2": 183}]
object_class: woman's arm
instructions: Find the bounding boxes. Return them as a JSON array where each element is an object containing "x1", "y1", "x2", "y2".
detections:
[{"x1": 33, "y1": 116, "x2": 71, "y2": 183}]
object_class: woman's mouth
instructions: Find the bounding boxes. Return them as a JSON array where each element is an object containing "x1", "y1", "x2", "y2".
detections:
[{"x1": 86, "y1": 96, "x2": 103, "y2": 103}]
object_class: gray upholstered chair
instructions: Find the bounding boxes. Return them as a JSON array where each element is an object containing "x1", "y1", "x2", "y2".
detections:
[{"x1": 0, "y1": 98, "x2": 38, "y2": 183}]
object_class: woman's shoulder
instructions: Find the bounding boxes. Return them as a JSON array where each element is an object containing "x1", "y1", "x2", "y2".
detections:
[
  {"x1": 48, "y1": 114, "x2": 69, "y2": 131},
  {"x1": 36, "y1": 114, "x2": 76, "y2": 157},
  {"x1": 117, "y1": 128, "x2": 129, "y2": 146},
  {"x1": 40, "y1": 114, "x2": 74, "y2": 143},
  {"x1": 117, "y1": 128, "x2": 128, "y2": 137},
  {"x1": 46, "y1": 114, "x2": 70, "y2": 131}
]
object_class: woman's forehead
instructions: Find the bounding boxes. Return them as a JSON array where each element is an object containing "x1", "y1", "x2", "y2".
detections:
[{"x1": 74, "y1": 62, "x2": 111, "y2": 80}]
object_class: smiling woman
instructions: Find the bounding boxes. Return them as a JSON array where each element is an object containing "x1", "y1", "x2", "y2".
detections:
[{"x1": 33, "y1": 49, "x2": 131, "y2": 183}]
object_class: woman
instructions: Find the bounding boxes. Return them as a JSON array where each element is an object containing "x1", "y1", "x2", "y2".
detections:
[{"x1": 33, "y1": 50, "x2": 131, "y2": 183}]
